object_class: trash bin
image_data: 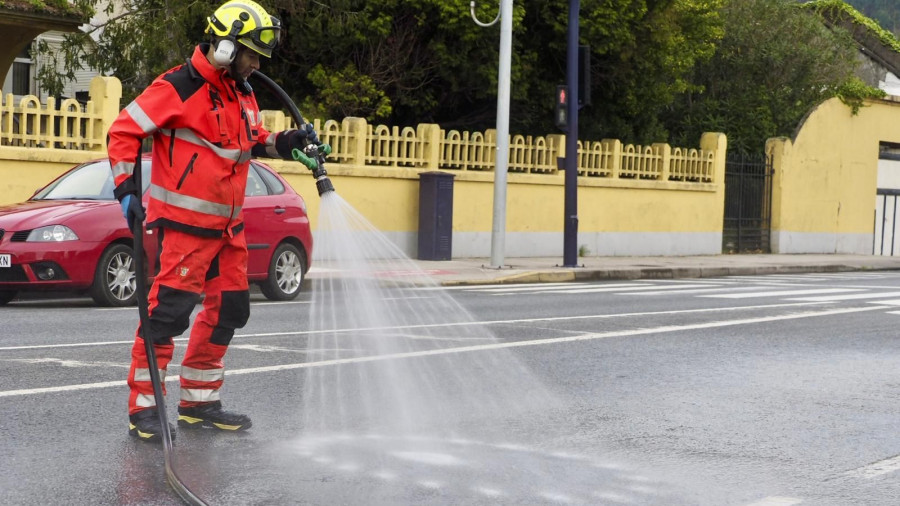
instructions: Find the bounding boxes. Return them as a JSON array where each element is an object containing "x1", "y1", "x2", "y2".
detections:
[{"x1": 417, "y1": 171, "x2": 455, "y2": 260}]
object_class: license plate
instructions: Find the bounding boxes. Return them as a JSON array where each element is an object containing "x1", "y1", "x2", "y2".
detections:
[{"x1": 0, "y1": 254, "x2": 9, "y2": 268}]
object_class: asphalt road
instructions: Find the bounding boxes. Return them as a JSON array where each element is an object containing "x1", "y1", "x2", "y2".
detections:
[{"x1": 3, "y1": 272, "x2": 900, "y2": 505}]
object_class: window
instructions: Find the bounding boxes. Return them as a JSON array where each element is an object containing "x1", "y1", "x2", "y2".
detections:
[
  {"x1": 256, "y1": 163, "x2": 285, "y2": 194},
  {"x1": 245, "y1": 164, "x2": 269, "y2": 196},
  {"x1": 12, "y1": 44, "x2": 32, "y2": 95}
]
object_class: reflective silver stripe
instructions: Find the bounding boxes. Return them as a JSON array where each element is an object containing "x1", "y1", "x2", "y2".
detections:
[
  {"x1": 161, "y1": 128, "x2": 251, "y2": 164},
  {"x1": 135, "y1": 393, "x2": 156, "y2": 408},
  {"x1": 133, "y1": 368, "x2": 167, "y2": 382},
  {"x1": 181, "y1": 388, "x2": 221, "y2": 403},
  {"x1": 112, "y1": 161, "x2": 134, "y2": 179},
  {"x1": 264, "y1": 145, "x2": 279, "y2": 158},
  {"x1": 125, "y1": 101, "x2": 158, "y2": 134},
  {"x1": 150, "y1": 184, "x2": 240, "y2": 219},
  {"x1": 180, "y1": 366, "x2": 225, "y2": 383}
]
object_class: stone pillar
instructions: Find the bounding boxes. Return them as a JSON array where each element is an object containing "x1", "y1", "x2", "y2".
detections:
[
  {"x1": 653, "y1": 142, "x2": 671, "y2": 181},
  {"x1": 602, "y1": 139, "x2": 622, "y2": 179},
  {"x1": 766, "y1": 136, "x2": 792, "y2": 253},
  {"x1": 89, "y1": 76, "x2": 122, "y2": 151},
  {"x1": 342, "y1": 117, "x2": 368, "y2": 166},
  {"x1": 417, "y1": 123, "x2": 442, "y2": 170}
]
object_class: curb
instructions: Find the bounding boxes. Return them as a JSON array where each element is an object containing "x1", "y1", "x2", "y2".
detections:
[{"x1": 437, "y1": 263, "x2": 900, "y2": 287}]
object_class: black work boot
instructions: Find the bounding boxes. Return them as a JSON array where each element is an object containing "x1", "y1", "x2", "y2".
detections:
[
  {"x1": 177, "y1": 401, "x2": 252, "y2": 431},
  {"x1": 128, "y1": 409, "x2": 176, "y2": 443}
]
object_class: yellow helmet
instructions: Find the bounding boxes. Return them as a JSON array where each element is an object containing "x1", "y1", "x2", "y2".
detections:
[{"x1": 206, "y1": 0, "x2": 281, "y2": 59}]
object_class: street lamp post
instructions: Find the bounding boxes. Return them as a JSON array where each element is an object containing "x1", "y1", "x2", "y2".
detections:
[
  {"x1": 563, "y1": 0, "x2": 580, "y2": 268},
  {"x1": 471, "y1": 0, "x2": 513, "y2": 268}
]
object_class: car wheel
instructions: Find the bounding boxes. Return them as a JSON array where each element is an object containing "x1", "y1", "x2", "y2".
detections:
[
  {"x1": 90, "y1": 243, "x2": 137, "y2": 307},
  {"x1": 260, "y1": 242, "x2": 306, "y2": 301},
  {"x1": 0, "y1": 290, "x2": 17, "y2": 305}
]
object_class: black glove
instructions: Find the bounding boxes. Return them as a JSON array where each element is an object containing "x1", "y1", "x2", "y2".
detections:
[
  {"x1": 119, "y1": 194, "x2": 145, "y2": 230},
  {"x1": 274, "y1": 124, "x2": 319, "y2": 160}
]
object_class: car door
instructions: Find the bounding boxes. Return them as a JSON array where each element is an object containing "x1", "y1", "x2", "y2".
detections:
[{"x1": 242, "y1": 162, "x2": 289, "y2": 277}]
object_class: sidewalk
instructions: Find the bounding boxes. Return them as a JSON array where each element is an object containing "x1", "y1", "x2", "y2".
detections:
[{"x1": 390, "y1": 254, "x2": 900, "y2": 286}]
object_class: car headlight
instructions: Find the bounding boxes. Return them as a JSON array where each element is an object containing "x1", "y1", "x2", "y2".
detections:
[{"x1": 27, "y1": 225, "x2": 79, "y2": 242}]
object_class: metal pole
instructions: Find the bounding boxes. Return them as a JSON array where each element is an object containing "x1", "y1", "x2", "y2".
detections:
[
  {"x1": 563, "y1": 0, "x2": 580, "y2": 267},
  {"x1": 489, "y1": 0, "x2": 513, "y2": 268}
]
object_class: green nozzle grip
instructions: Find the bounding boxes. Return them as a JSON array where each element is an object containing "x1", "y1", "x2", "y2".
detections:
[
  {"x1": 291, "y1": 148, "x2": 318, "y2": 171},
  {"x1": 319, "y1": 143, "x2": 332, "y2": 156}
]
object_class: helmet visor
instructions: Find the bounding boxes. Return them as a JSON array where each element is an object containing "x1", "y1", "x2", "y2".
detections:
[{"x1": 239, "y1": 25, "x2": 281, "y2": 57}]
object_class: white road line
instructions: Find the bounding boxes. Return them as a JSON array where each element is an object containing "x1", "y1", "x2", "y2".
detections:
[
  {"x1": 843, "y1": 454, "x2": 900, "y2": 479},
  {"x1": 635, "y1": 279, "x2": 738, "y2": 285},
  {"x1": 4, "y1": 301, "x2": 835, "y2": 352},
  {"x1": 471, "y1": 283, "x2": 642, "y2": 293},
  {"x1": 0, "y1": 305, "x2": 880, "y2": 398},
  {"x1": 421, "y1": 282, "x2": 578, "y2": 291},
  {"x1": 0, "y1": 301, "x2": 828, "y2": 352},
  {"x1": 623, "y1": 286, "x2": 765, "y2": 296},
  {"x1": 97, "y1": 300, "x2": 311, "y2": 311},
  {"x1": 868, "y1": 299, "x2": 900, "y2": 306},
  {"x1": 538, "y1": 283, "x2": 714, "y2": 294},
  {"x1": 788, "y1": 291, "x2": 900, "y2": 302},
  {"x1": 744, "y1": 497, "x2": 803, "y2": 506},
  {"x1": 702, "y1": 288, "x2": 863, "y2": 299}
]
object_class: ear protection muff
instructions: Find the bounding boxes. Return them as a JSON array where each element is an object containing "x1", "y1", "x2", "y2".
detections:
[{"x1": 212, "y1": 17, "x2": 246, "y2": 66}]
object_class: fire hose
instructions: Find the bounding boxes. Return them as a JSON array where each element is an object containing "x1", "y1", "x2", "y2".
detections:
[{"x1": 131, "y1": 145, "x2": 208, "y2": 506}]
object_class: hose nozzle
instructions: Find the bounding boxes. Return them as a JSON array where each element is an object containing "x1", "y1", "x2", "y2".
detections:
[
  {"x1": 292, "y1": 143, "x2": 335, "y2": 195},
  {"x1": 315, "y1": 175, "x2": 335, "y2": 195}
]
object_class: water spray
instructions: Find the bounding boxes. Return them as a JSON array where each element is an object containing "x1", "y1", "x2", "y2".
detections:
[{"x1": 251, "y1": 71, "x2": 335, "y2": 196}]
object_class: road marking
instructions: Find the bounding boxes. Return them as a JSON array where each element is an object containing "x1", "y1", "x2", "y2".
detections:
[
  {"x1": 843, "y1": 454, "x2": 900, "y2": 478},
  {"x1": 0, "y1": 304, "x2": 880, "y2": 398},
  {"x1": 624, "y1": 286, "x2": 764, "y2": 296},
  {"x1": 744, "y1": 497, "x2": 803, "y2": 506},
  {"x1": 468, "y1": 283, "x2": 640, "y2": 293},
  {"x1": 537, "y1": 283, "x2": 714, "y2": 294},
  {"x1": 788, "y1": 291, "x2": 900, "y2": 302},
  {"x1": 702, "y1": 288, "x2": 863, "y2": 299},
  {"x1": 868, "y1": 299, "x2": 900, "y2": 306},
  {"x1": 96, "y1": 300, "x2": 311, "y2": 311},
  {"x1": 422, "y1": 282, "x2": 578, "y2": 291},
  {"x1": 0, "y1": 301, "x2": 829, "y2": 352}
]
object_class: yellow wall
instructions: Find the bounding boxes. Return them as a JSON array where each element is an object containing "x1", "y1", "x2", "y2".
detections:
[
  {"x1": 0, "y1": 76, "x2": 727, "y2": 258},
  {"x1": 0, "y1": 148, "x2": 98, "y2": 203},
  {"x1": 768, "y1": 96, "x2": 900, "y2": 253}
]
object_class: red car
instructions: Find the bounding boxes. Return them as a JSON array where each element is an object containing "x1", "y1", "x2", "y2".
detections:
[{"x1": 0, "y1": 157, "x2": 313, "y2": 306}]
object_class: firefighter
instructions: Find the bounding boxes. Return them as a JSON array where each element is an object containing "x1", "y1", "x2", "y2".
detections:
[{"x1": 107, "y1": 0, "x2": 316, "y2": 442}]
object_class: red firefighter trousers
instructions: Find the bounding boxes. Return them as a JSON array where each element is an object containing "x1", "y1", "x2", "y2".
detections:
[{"x1": 127, "y1": 228, "x2": 250, "y2": 415}]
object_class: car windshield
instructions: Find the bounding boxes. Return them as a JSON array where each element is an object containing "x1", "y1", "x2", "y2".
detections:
[{"x1": 33, "y1": 160, "x2": 150, "y2": 201}]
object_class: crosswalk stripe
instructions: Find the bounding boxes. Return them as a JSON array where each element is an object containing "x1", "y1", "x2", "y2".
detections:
[
  {"x1": 843, "y1": 454, "x2": 900, "y2": 479},
  {"x1": 422, "y1": 282, "x2": 577, "y2": 291},
  {"x1": 623, "y1": 286, "x2": 766, "y2": 296},
  {"x1": 472, "y1": 282, "x2": 637, "y2": 293},
  {"x1": 787, "y1": 291, "x2": 900, "y2": 302},
  {"x1": 540, "y1": 283, "x2": 713, "y2": 294},
  {"x1": 867, "y1": 299, "x2": 900, "y2": 306},
  {"x1": 702, "y1": 288, "x2": 863, "y2": 299}
]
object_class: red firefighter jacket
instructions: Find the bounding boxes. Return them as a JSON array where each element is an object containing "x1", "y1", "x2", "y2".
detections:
[{"x1": 108, "y1": 44, "x2": 276, "y2": 237}]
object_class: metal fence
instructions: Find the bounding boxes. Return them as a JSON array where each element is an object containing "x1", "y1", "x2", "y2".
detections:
[{"x1": 723, "y1": 152, "x2": 773, "y2": 253}]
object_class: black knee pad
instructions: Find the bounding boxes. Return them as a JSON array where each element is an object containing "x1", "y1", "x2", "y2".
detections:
[
  {"x1": 209, "y1": 290, "x2": 250, "y2": 346},
  {"x1": 143, "y1": 285, "x2": 200, "y2": 344}
]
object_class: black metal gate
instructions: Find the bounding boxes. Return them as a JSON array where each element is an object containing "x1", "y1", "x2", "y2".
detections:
[
  {"x1": 874, "y1": 189, "x2": 900, "y2": 256},
  {"x1": 723, "y1": 152, "x2": 774, "y2": 253}
]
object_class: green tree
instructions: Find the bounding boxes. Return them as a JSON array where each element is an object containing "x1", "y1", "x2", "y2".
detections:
[
  {"x1": 844, "y1": 0, "x2": 900, "y2": 37},
  {"x1": 666, "y1": 0, "x2": 863, "y2": 153},
  {"x1": 37, "y1": 0, "x2": 722, "y2": 143}
]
